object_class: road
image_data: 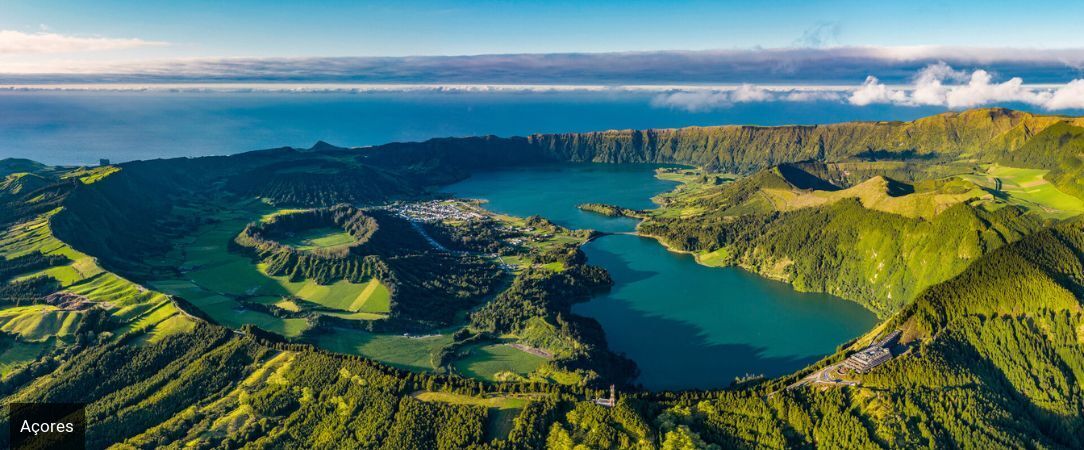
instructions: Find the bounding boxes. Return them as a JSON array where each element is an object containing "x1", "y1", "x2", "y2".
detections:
[{"x1": 407, "y1": 220, "x2": 450, "y2": 252}]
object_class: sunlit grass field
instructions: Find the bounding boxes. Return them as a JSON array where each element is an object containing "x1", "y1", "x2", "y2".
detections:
[
  {"x1": 315, "y1": 328, "x2": 451, "y2": 371},
  {"x1": 452, "y1": 343, "x2": 546, "y2": 381},
  {"x1": 961, "y1": 165, "x2": 1084, "y2": 219}
]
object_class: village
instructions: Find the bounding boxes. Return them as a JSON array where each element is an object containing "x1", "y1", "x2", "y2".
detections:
[{"x1": 386, "y1": 199, "x2": 484, "y2": 223}]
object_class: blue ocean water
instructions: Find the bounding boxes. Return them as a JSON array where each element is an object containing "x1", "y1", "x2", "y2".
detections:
[{"x1": 0, "y1": 89, "x2": 971, "y2": 166}]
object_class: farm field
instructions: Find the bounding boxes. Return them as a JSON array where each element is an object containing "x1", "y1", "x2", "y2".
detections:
[
  {"x1": 281, "y1": 227, "x2": 356, "y2": 250},
  {"x1": 314, "y1": 328, "x2": 452, "y2": 371},
  {"x1": 961, "y1": 165, "x2": 1084, "y2": 219},
  {"x1": 452, "y1": 342, "x2": 547, "y2": 381}
]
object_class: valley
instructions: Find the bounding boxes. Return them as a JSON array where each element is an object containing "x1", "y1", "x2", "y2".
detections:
[{"x1": 0, "y1": 108, "x2": 1082, "y2": 448}]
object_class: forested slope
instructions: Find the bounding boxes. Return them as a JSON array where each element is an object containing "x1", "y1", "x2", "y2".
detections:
[
  {"x1": 529, "y1": 108, "x2": 1084, "y2": 173},
  {"x1": 639, "y1": 167, "x2": 1050, "y2": 315},
  {"x1": 0, "y1": 215, "x2": 1080, "y2": 449},
  {"x1": 3, "y1": 107, "x2": 1084, "y2": 448}
]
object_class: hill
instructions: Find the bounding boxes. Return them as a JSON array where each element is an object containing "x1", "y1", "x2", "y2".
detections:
[
  {"x1": 530, "y1": 108, "x2": 1080, "y2": 171},
  {"x1": 2, "y1": 107, "x2": 1084, "y2": 448},
  {"x1": 640, "y1": 163, "x2": 1054, "y2": 315},
  {"x1": 0, "y1": 159, "x2": 49, "y2": 178}
]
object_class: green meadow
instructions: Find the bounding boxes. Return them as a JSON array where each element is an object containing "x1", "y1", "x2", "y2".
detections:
[
  {"x1": 0, "y1": 212, "x2": 192, "y2": 353},
  {"x1": 962, "y1": 165, "x2": 1084, "y2": 219},
  {"x1": 0, "y1": 337, "x2": 49, "y2": 376},
  {"x1": 281, "y1": 227, "x2": 357, "y2": 250},
  {"x1": 452, "y1": 343, "x2": 547, "y2": 381},
  {"x1": 314, "y1": 328, "x2": 452, "y2": 371}
]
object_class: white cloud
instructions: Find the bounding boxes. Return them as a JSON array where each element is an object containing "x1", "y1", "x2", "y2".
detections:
[
  {"x1": 848, "y1": 76, "x2": 908, "y2": 106},
  {"x1": 1045, "y1": 80, "x2": 1084, "y2": 110},
  {"x1": 782, "y1": 90, "x2": 844, "y2": 102},
  {"x1": 910, "y1": 62, "x2": 967, "y2": 105},
  {"x1": 651, "y1": 91, "x2": 734, "y2": 112},
  {"x1": 730, "y1": 84, "x2": 773, "y2": 103},
  {"x1": 0, "y1": 30, "x2": 165, "y2": 54},
  {"x1": 845, "y1": 63, "x2": 1084, "y2": 110},
  {"x1": 649, "y1": 84, "x2": 782, "y2": 111},
  {"x1": 649, "y1": 84, "x2": 853, "y2": 112},
  {"x1": 943, "y1": 70, "x2": 1046, "y2": 108}
]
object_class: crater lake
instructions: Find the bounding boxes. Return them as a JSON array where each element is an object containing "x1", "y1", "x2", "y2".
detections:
[{"x1": 445, "y1": 163, "x2": 878, "y2": 390}]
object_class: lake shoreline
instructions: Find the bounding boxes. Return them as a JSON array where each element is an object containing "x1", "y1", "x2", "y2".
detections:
[{"x1": 632, "y1": 229, "x2": 883, "y2": 318}]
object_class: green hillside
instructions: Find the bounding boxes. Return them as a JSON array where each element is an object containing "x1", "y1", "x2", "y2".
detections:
[
  {"x1": 530, "y1": 108, "x2": 1084, "y2": 172},
  {"x1": 1, "y1": 108, "x2": 1084, "y2": 448},
  {"x1": 639, "y1": 165, "x2": 1052, "y2": 316}
]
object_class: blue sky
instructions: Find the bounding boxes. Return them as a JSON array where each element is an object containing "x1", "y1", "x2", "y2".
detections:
[
  {"x1": 4, "y1": 0, "x2": 1084, "y2": 59},
  {"x1": 5, "y1": 0, "x2": 1084, "y2": 112}
]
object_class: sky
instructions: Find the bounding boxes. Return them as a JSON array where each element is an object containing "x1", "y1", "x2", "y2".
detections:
[
  {"x1": 6, "y1": 0, "x2": 1084, "y2": 61},
  {"x1": 4, "y1": 0, "x2": 1084, "y2": 110}
]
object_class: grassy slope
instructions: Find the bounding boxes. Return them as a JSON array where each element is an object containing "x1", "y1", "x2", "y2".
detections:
[
  {"x1": 452, "y1": 343, "x2": 547, "y2": 381},
  {"x1": 315, "y1": 328, "x2": 452, "y2": 371},
  {"x1": 280, "y1": 227, "x2": 357, "y2": 250},
  {"x1": 4, "y1": 108, "x2": 1084, "y2": 448},
  {"x1": 0, "y1": 211, "x2": 194, "y2": 343}
]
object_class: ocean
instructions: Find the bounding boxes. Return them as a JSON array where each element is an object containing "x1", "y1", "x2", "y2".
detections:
[{"x1": 0, "y1": 89, "x2": 972, "y2": 166}]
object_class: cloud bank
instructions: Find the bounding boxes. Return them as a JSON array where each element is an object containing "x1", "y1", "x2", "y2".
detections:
[
  {"x1": 0, "y1": 30, "x2": 165, "y2": 54},
  {"x1": 2, "y1": 41, "x2": 1083, "y2": 111},
  {"x1": 845, "y1": 63, "x2": 1084, "y2": 110},
  {"x1": 7, "y1": 46, "x2": 1084, "y2": 84},
  {"x1": 648, "y1": 63, "x2": 1084, "y2": 112}
]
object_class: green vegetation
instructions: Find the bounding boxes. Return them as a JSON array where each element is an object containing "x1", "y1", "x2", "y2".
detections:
[
  {"x1": 452, "y1": 343, "x2": 548, "y2": 381},
  {"x1": 413, "y1": 391, "x2": 531, "y2": 441},
  {"x1": 4, "y1": 108, "x2": 1084, "y2": 448},
  {"x1": 282, "y1": 227, "x2": 357, "y2": 250},
  {"x1": 960, "y1": 165, "x2": 1084, "y2": 219},
  {"x1": 314, "y1": 328, "x2": 452, "y2": 371},
  {"x1": 234, "y1": 204, "x2": 503, "y2": 325},
  {"x1": 640, "y1": 163, "x2": 1051, "y2": 316},
  {"x1": 577, "y1": 203, "x2": 644, "y2": 218}
]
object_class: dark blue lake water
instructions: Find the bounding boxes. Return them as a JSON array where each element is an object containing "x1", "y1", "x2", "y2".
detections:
[{"x1": 446, "y1": 164, "x2": 877, "y2": 391}]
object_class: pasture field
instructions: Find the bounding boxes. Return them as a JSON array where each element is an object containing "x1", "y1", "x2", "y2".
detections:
[
  {"x1": 350, "y1": 279, "x2": 391, "y2": 312},
  {"x1": 281, "y1": 227, "x2": 356, "y2": 250},
  {"x1": 0, "y1": 306, "x2": 81, "y2": 341},
  {"x1": 540, "y1": 262, "x2": 565, "y2": 272},
  {"x1": 961, "y1": 165, "x2": 1084, "y2": 219},
  {"x1": 314, "y1": 329, "x2": 451, "y2": 371},
  {"x1": 1, "y1": 212, "x2": 192, "y2": 344},
  {"x1": 272, "y1": 275, "x2": 390, "y2": 315},
  {"x1": 0, "y1": 337, "x2": 49, "y2": 376},
  {"x1": 452, "y1": 343, "x2": 546, "y2": 381},
  {"x1": 696, "y1": 248, "x2": 730, "y2": 267}
]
